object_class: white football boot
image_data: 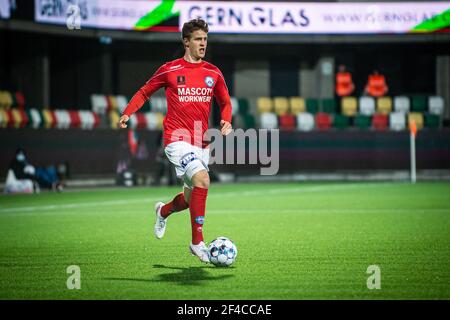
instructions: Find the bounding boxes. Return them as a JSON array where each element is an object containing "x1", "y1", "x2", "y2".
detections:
[
  {"x1": 189, "y1": 241, "x2": 210, "y2": 263},
  {"x1": 154, "y1": 202, "x2": 166, "y2": 239}
]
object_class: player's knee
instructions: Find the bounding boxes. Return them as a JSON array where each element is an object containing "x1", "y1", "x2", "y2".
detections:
[{"x1": 191, "y1": 170, "x2": 210, "y2": 189}]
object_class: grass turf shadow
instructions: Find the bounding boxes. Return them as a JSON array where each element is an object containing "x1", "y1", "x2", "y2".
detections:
[{"x1": 104, "y1": 264, "x2": 235, "y2": 286}]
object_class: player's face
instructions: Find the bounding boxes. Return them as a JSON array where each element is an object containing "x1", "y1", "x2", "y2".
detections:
[{"x1": 185, "y1": 30, "x2": 208, "y2": 60}]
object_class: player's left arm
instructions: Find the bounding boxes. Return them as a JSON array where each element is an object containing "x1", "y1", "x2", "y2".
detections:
[{"x1": 213, "y1": 72, "x2": 232, "y2": 136}]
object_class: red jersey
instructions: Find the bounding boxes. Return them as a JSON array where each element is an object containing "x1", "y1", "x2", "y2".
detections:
[{"x1": 122, "y1": 58, "x2": 232, "y2": 148}]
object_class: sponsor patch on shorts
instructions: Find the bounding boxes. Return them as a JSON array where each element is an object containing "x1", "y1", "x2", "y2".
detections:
[{"x1": 180, "y1": 152, "x2": 197, "y2": 169}]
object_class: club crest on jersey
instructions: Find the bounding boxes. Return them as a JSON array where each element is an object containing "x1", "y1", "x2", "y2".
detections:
[
  {"x1": 177, "y1": 75, "x2": 185, "y2": 85},
  {"x1": 204, "y1": 76, "x2": 214, "y2": 87}
]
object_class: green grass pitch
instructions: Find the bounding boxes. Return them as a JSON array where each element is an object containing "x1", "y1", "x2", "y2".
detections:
[{"x1": 0, "y1": 182, "x2": 449, "y2": 299}]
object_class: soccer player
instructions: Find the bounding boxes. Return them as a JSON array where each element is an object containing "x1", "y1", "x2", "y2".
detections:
[{"x1": 119, "y1": 18, "x2": 232, "y2": 263}]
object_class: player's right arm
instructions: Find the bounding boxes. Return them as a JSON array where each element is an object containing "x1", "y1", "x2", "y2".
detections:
[{"x1": 119, "y1": 64, "x2": 168, "y2": 128}]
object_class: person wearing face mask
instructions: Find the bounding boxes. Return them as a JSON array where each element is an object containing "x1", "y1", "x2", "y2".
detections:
[
  {"x1": 8, "y1": 148, "x2": 63, "y2": 193},
  {"x1": 9, "y1": 148, "x2": 35, "y2": 180}
]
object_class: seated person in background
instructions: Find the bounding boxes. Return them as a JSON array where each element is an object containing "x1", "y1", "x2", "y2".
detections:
[
  {"x1": 9, "y1": 148, "x2": 64, "y2": 192},
  {"x1": 365, "y1": 70, "x2": 389, "y2": 97},
  {"x1": 335, "y1": 64, "x2": 355, "y2": 97}
]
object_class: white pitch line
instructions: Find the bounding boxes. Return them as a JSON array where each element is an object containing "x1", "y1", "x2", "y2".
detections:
[
  {"x1": 207, "y1": 208, "x2": 450, "y2": 214},
  {"x1": 0, "y1": 183, "x2": 393, "y2": 215}
]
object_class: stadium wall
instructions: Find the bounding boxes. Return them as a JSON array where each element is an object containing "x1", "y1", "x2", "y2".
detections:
[{"x1": 1, "y1": 129, "x2": 449, "y2": 181}]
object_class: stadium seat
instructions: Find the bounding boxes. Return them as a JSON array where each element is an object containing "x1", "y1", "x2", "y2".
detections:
[
  {"x1": 428, "y1": 96, "x2": 444, "y2": 116},
  {"x1": 424, "y1": 114, "x2": 440, "y2": 129},
  {"x1": 354, "y1": 115, "x2": 372, "y2": 129},
  {"x1": 341, "y1": 97, "x2": 357, "y2": 116},
  {"x1": 372, "y1": 114, "x2": 388, "y2": 131},
  {"x1": 144, "y1": 112, "x2": 162, "y2": 130},
  {"x1": 0, "y1": 91, "x2": 8, "y2": 109},
  {"x1": 129, "y1": 112, "x2": 147, "y2": 129},
  {"x1": 79, "y1": 110, "x2": 96, "y2": 129},
  {"x1": 297, "y1": 112, "x2": 315, "y2": 131},
  {"x1": 257, "y1": 97, "x2": 273, "y2": 113},
  {"x1": 42, "y1": 109, "x2": 56, "y2": 129},
  {"x1": 230, "y1": 97, "x2": 239, "y2": 116},
  {"x1": 54, "y1": 110, "x2": 71, "y2": 129},
  {"x1": 411, "y1": 95, "x2": 428, "y2": 113},
  {"x1": 333, "y1": 114, "x2": 350, "y2": 129},
  {"x1": 237, "y1": 98, "x2": 250, "y2": 115},
  {"x1": 156, "y1": 112, "x2": 164, "y2": 129},
  {"x1": 243, "y1": 113, "x2": 256, "y2": 129},
  {"x1": 137, "y1": 112, "x2": 147, "y2": 129},
  {"x1": 143, "y1": 112, "x2": 155, "y2": 130},
  {"x1": 315, "y1": 112, "x2": 332, "y2": 130},
  {"x1": 278, "y1": 114, "x2": 296, "y2": 131},
  {"x1": 9, "y1": 109, "x2": 26, "y2": 128},
  {"x1": 306, "y1": 99, "x2": 319, "y2": 114},
  {"x1": 0, "y1": 91, "x2": 7, "y2": 109},
  {"x1": 260, "y1": 112, "x2": 278, "y2": 129},
  {"x1": 91, "y1": 94, "x2": 109, "y2": 114},
  {"x1": 393, "y1": 96, "x2": 410, "y2": 113},
  {"x1": 15, "y1": 91, "x2": 26, "y2": 109},
  {"x1": 359, "y1": 97, "x2": 376, "y2": 116},
  {"x1": 0, "y1": 91, "x2": 13, "y2": 109},
  {"x1": 322, "y1": 98, "x2": 337, "y2": 114},
  {"x1": 116, "y1": 95, "x2": 129, "y2": 114},
  {"x1": 24, "y1": 109, "x2": 34, "y2": 128},
  {"x1": 0, "y1": 108, "x2": 9, "y2": 128},
  {"x1": 273, "y1": 97, "x2": 289, "y2": 115},
  {"x1": 109, "y1": 111, "x2": 120, "y2": 129},
  {"x1": 289, "y1": 97, "x2": 305, "y2": 115},
  {"x1": 8, "y1": 109, "x2": 22, "y2": 128},
  {"x1": 28, "y1": 109, "x2": 42, "y2": 129},
  {"x1": 68, "y1": 110, "x2": 81, "y2": 128},
  {"x1": 389, "y1": 112, "x2": 406, "y2": 131},
  {"x1": 5, "y1": 109, "x2": 15, "y2": 127},
  {"x1": 8, "y1": 109, "x2": 19, "y2": 128},
  {"x1": 107, "y1": 95, "x2": 119, "y2": 113},
  {"x1": 408, "y1": 112, "x2": 424, "y2": 130},
  {"x1": 150, "y1": 96, "x2": 167, "y2": 114},
  {"x1": 93, "y1": 112, "x2": 101, "y2": 128},
  {"x1": 376, "y1": 97, "x2": 393, "y2": 115}
]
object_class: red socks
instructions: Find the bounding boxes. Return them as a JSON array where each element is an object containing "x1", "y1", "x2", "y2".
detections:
[
  {"x1": 160, "y1": 187, "x2": 209, "y2": 245},
  {"x1": 160, "y1": 192, "x2": 189, "y2": 218},
  {"x1": 189, "y1": 187, "x2": 208, "y2": 245}
]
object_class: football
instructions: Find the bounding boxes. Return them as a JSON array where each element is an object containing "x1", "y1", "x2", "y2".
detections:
[{"x1": 208, "y1": 237, "x2": 238, "y2": 267}]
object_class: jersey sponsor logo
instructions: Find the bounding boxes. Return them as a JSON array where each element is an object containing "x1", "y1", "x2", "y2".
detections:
[
  {"x1": 177, "y1": 87, "x2": 213, "y2": 103},
  {"x1": 195, "y1": 216, "x2": 205, "y2": 225},
  {"x1": 177, "y1": 75, "x2": 185, "y2": 85},
  {"x1": 204, "y1": 76, "x2": 214, "y2": 87},
  {"x1": 170, "y1": 65, "x2": 182, "y2": 69},
  {"x1": 180, "y1": 152, "x2": 197, "y2": 169}
]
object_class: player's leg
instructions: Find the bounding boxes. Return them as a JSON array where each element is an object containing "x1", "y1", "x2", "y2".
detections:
[
  {"x1": 154, "y1": 142, "x2": 189, "y2": 239},
  {"x1": 160, "y1": 191, "x2": 189, "y2": 219},
  {"x1": 154, "y1": 188, "x2": 190, "y2": 239},
  {"x1": 186, "y1": 169, "x2": 210, "y2": 263},
  {"x1": 188, "y1": 169, "x2": 209, "y2": 244}
]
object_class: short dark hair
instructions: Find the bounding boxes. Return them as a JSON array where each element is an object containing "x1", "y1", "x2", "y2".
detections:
[{"x1": 182, "y1": 18, "x2": 209, "y2": 41}]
